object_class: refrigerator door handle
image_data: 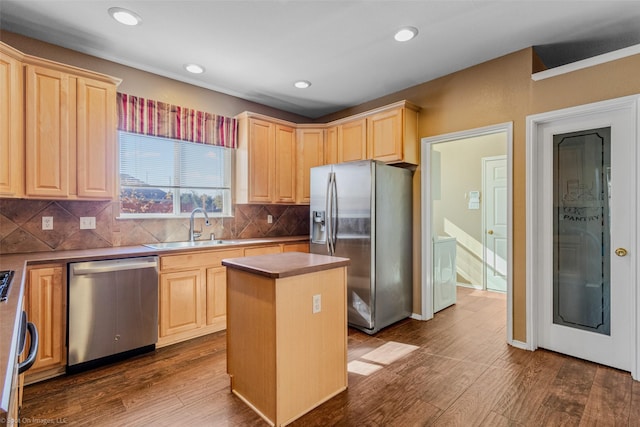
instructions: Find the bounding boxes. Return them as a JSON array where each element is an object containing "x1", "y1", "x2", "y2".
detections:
[
  {"x1": 330, "y1": 173, "x2": 338, "y2": 254},
  {"x1": 325, "y1": 173, "x2": 333, "y2": 254}
]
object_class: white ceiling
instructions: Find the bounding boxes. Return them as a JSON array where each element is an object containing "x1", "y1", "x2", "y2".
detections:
[{"x1": 2, "y1": 1, "x2": 640, "y2": 119}]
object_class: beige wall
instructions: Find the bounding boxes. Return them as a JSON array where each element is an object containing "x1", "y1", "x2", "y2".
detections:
[
  {"x1": 432, "y1": 134, "x2": 507, "y2": 242},
  {"x1": 0, "y1": 30, "x2": 310, "y2": 123},
  {"x1": 6, "y1": 30, "x2": 640, "y2": 344}
]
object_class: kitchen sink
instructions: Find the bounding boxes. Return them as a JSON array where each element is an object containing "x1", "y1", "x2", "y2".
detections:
[
  {"x1": 144, "y1": 240, "x2": 237, "y2": 249},
  {"x1": 143, "y1": 239, "x2": 261, "y2": 250}
]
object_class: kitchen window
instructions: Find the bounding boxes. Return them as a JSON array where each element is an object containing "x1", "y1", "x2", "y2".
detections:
[{"x1": 119, "y1": 131, "x2": 232, "y2": 217}]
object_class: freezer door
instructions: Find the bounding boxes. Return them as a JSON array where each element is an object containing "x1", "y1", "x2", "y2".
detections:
[
  {"x1": 374, "y1": 163, "x2": 413, "y2": 329},
  {"x1": 332, "y1": 161, "x2": 374, "y2": 330}
]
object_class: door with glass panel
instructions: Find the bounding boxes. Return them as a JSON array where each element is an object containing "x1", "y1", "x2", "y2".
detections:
[{"x1": 538, "y1": 108, "x2": 634, "y2": 371}]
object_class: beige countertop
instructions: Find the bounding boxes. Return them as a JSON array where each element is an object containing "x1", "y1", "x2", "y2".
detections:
[
  {"x1": 0, "y1": 235, "x2": 308, "y2": 414},
  {"x1": 222, "y1": 252, "x2": 350, "y2": 278}
]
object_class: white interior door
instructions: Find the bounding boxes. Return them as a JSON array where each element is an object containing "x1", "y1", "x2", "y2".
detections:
[
  {"x1": 536, "y1": 107, "x2": 635, "y2": 371},
  {"x1": 483, "y1": 156, "x2": 508, "y2": 292}
]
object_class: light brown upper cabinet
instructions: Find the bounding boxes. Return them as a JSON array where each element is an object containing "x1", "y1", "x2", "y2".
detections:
[
  {"x1": 296, "y1": 127, "x2": 325, "y2": 204},
  {"x1": 237, "y1": 101, "x2": 419, "y2": 205},
  {"x1": 247, "y1": 117, "x2": 274, "y2": 202},
  {"x1": 337, "y1": 118, "x2": 367, "y2": 163},
  {"x1": 368, "y1": 103, "x2": 419, "y2": 165},
  {"x1": 323, "y1": 101, "x2": 420, "y2": 166},
  {"x1": 368, "y1": 107, "x2": 404, "y2": 162},
  {"x1": 236, "y1": 113, "x2": 297, "y2": 204},
  {"x1": 325, "y1": 126, "x2": 338, "y2": 165},
  {"x1": 25, "y1": 65, "x2": 71, "y2": 198},
  {"x1": 76, "y1": 78, "x2": 117, "y2": 198},
  {"x1": 0, "y1": 43, "x2": 24, "y2": 198},
  {"x1": 273, "y1": 124, "x2": 296, "y2": 203},
  {"x1": 24, "y1": 56, "x2": 119, "y2": 200}
]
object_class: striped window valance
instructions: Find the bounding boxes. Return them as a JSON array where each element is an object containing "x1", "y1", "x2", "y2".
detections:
[{"x1": 116, "y1": 92, "x2": 238, "y2": 148}]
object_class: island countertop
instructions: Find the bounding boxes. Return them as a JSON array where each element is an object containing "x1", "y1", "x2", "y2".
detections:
[{"x1": 222, "y1": 252, "x2": 350, "y2": 278}]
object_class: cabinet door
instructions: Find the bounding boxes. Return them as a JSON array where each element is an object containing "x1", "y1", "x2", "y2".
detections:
[
  {"x1": 338, "y1": 119, "x2": 367, "y2": 163},
  {"x1": 206, "y1": 266, "x2": 227, "y2": 328},
  {"x1": 274, "y1": 124, "x2": 296, "y2": 203},
  {"x1": 0, "y1": 47, "x2": 23, "y2": 197},
  {"x1": 26, "y1": 266, "x2": 65, "y2": 373},
  {"x1": 159, "y1": 270, "x2": 204, "y2": 337},
  {"x1": 325, "y1": 126, "x2": 338, "y2": 165},
  {"x1": 248, "y1": 118, "x2": 275, "y2": 202},
  {"x1": 296, "y1": 128, "x2": 324, "y2": 204},
  {"x1": 25, "y1": 65, "x2": 71, "y2": 197},
  {"x1": 76, "y1": 77, "x2": 116, "y2": 199},
  {"x1": 368, "y1": 108, "x2": 403, "y2": 162}
]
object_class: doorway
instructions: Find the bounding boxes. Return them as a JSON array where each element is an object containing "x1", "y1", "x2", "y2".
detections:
[
  {"x1": 421, "y1": 122, "x2": 513, "y2": 343},
  {"x1": 527, "y1": 95, "x2": 640, "y2": 379}
]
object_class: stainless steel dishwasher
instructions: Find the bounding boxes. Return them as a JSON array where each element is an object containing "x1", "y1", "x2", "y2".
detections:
[{"x1": 68, "y1": 256, "x2": 158, "y2": 371}]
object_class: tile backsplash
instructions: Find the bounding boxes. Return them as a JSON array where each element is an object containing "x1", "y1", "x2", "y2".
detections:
[{"x1": 0, "y1": 199, "x2": 310, "y2": 254}]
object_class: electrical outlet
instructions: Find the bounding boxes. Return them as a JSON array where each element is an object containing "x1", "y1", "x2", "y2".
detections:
[
  {"x1": 312, "y1": 294, "x2": 321, "y2": 314},
  {"x1": 267, "y1": 214, "x2": 273, "y2": 224},
  {"x1": 42, "y1": 216, "x2": 53, "y2": 230},
  {"x1": 80, "y1": 217, "x2": 96, "y2": 230}
]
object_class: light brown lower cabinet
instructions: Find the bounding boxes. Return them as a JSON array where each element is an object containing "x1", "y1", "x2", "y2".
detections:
[
  {"x1": 157, "y1": 247, "x2": 244, "y2": 347},
  {"x1": 24, "y1": 264, "x2": 66, "y2": 384}
]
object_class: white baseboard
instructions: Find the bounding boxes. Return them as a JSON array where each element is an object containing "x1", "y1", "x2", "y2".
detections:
[
  {"x1": 509, "y1": 339, "x2": 532, "y2": 351},
  {"x1": 410, "y1": 313, "x2": 425, "y2": 321}
]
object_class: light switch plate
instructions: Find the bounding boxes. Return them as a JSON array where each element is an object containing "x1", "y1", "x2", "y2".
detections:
[
  {"x1": 42, "y1": 216, "x2": 53, "y2": 230},
  {"x1": 80, "y1": 217, "x2": 96, "y2": 230}
]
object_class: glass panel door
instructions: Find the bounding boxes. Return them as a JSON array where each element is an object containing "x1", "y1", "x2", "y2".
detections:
[{"x1": 553, "y1": 127, "x2": 611, "y2": 335}]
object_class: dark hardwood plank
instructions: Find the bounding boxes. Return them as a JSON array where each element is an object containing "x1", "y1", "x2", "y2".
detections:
[
  {"x1": 579, "y1": 365, "x2": 633, "y2": 426},
  {"x1": 19, "y1": 288, "x2": 638, "y2": 426},
  {"x1": 495, "y1": 350, "x2": 568, "y2": 423}
]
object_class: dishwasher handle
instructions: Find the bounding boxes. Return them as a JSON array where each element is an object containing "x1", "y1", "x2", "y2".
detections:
[{"x1": 72, "y1": 258, "x2": 158, "y2": 275}]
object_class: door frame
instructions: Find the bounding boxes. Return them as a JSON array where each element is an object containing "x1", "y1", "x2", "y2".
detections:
[
  {"x1": 526, "y1": 95, "x2": 640, "y2": 380},
  {"x1": 482, "y1": 155, "x2": 508, "y2": 292},
  {"x1": 420, "y1": 122, "x2": 514, "y2": 344}
]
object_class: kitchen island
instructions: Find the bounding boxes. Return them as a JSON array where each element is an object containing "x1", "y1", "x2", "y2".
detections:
[{"x1": 222, "y1": 252, "x2": 350, "y2": 427}]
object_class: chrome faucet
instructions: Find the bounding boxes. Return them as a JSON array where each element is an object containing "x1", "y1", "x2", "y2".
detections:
[{"x1": 189, "y1": 208, "x2": 211, "y2": 242}]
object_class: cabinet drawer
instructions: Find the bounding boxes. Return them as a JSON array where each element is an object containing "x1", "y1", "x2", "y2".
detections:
[
  {"x1": 244, "y1": 245, "x2": 282, "y2": 257},
  {"x1": 161, "y1": 248, "x2": 243, "y2": 271},
  {"x1": 282, "y1": 242, "x2": 310, "y2": 253}
]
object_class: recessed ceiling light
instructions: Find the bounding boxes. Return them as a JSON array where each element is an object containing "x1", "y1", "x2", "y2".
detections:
[
  {"x1": 184, "y1": 64, "x2": 205, "y2": 74},
  {"x1": 394, "y1": 26, "x2": 418, "y2": 42},
  {"x1": 108, "y1": 7, "x2": 142, "y2": 26},
  {"x1": 294, "y1": 80, "x2": 311, "y2": 89}
]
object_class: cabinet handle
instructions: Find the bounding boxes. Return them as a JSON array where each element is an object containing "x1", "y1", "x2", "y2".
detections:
[{"x1": 487, "y1": 230, "x2": 494, "y2": 235}]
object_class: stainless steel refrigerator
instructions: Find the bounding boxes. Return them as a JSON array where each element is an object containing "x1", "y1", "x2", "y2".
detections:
[{"x1": 310, "y1": 159, "x2": 412, "y2": 334}]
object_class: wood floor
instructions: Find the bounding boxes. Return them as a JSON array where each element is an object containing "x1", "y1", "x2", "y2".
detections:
[{"x1": 21, "y1": 287, "x2": 640, "y2": 426}]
